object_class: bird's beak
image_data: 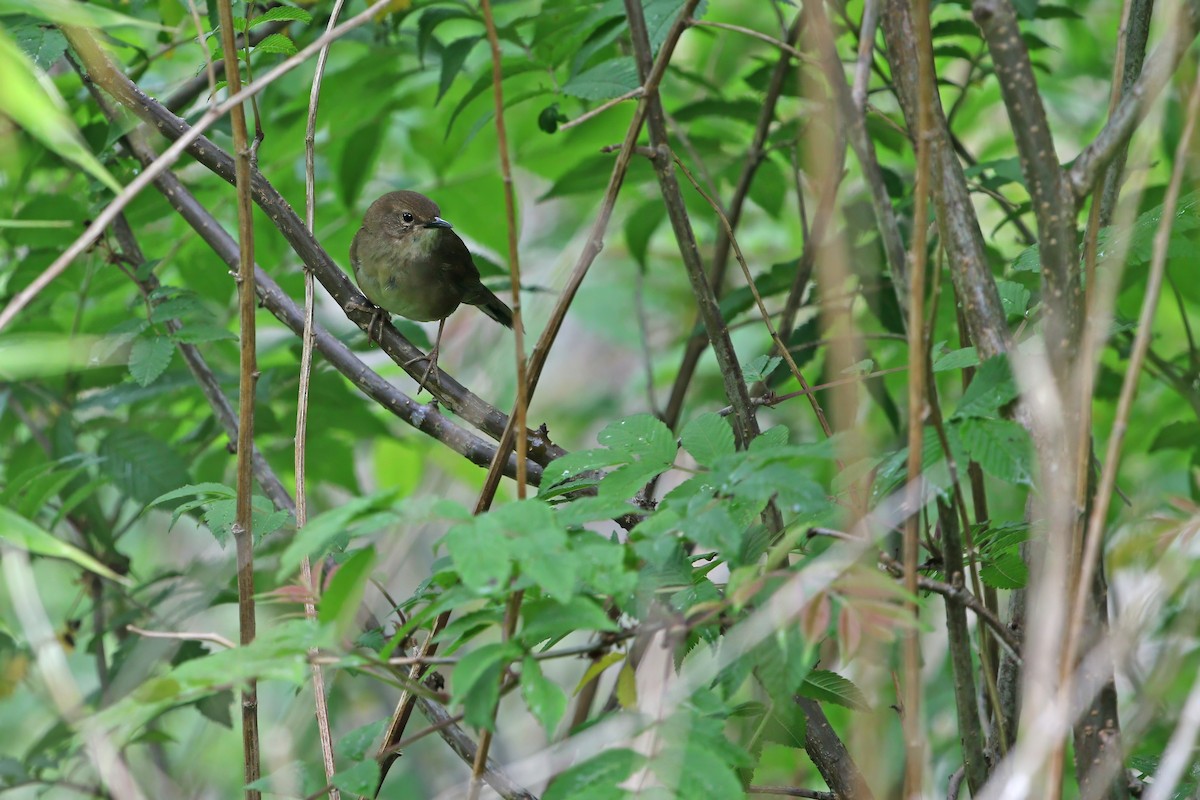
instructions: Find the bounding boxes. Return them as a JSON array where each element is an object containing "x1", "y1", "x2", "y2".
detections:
[{"x1": 425, "y1": 217, "x2": 453, "y2": 230}]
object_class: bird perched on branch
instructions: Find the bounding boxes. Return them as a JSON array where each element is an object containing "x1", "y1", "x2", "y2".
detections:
[{"x1": 349, "y1": 190, "x2": 514, "y2": 393}]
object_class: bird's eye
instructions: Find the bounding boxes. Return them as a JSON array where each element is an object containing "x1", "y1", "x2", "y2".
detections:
[{"x1": 402, "y1": 212, "x2": 414, "y2": 223}]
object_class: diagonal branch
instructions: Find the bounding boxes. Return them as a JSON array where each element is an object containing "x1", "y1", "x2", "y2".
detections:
[{"x1": 1068, "y1": 2, "x2": 1200, "y2": 203}]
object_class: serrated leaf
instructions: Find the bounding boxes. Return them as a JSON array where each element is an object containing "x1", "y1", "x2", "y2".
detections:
[
  {"x1": 249, "y1": 6, "x2": 312, "y2": 28},
  {"x1": 932, "y1": 346, "x2": 979, "y2": 372},
  {"x1": 544, "y1": 749, "x2": 643, "y2": 800},
  {"x1": 742, "y1": 354, "x2": 782, "y2": 384},
  {"x1": 953, "y1": 356, "x2": 1018, "y2": 419},
  {"x1": 98, "y1": 429, "x2": 191, "y2": 506},
  {"x1": 597, "y1": 413, "x2": 677, "y2": 466},
  {"x1": 562, "y1": 56, "x2": 639, "y2": 100},
  {"x1": 799, "y1": 669, "x2": 870, "y2": 711},
  {"x1": 957, "y1": 417, "x2": 1033, "y2": 485},
  {"x1": 996, "y1": 279, "x2": 1031, "y2": 320},
  {"x1": 681, "y1": 413, "x2": 736, "y2": 467},
  {"x1": 128, "y1": 334, "x2": 174, "y2": 386},
  {"x1": 980, "y1": 550, "x2": 1028, "y2": 589},
  {"x1": 253, "y1": 33, "x2": 297, "y2": 56},
  {"x1": 445, "y1": 517, "x2": 512, "y2": 592}
]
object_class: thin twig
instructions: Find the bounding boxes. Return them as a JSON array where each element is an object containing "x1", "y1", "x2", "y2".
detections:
[
  {"x1": 672, "y1": 154, "x2": 832, "y2": 438},
  {"x1": 467, "y1": 0, "x2": 529, "y2": 793},
  {"x1": 126, "y1": 625, "x2": 236, "y2": 650},
  {"x1": 559, "y1": 87, "x2": 644, "y2": 131},
  {"x1": 688, "y1": 19, "x2": 805, "y2": 60},
  {"x1": 300, "y1": 2, "x2": 349, "y2": 794}
]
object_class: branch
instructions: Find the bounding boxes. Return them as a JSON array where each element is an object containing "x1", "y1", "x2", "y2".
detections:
[
  {"x1": 972, "y1": 0, "x2": 1080, "y2": 374},
  {"x1": 797, "y1": 697, "x2": 875, "y2": 800},
  {"x1": 301, "y1": 1, "x2": 350, "y2": 793},
  {"x1": 663, "y1": 12, "x2": 802, "y2": 430},
  {"x1": 1068, "y1": 3, "x2": 1200, "y2": 204},
  {"x1": 804, "y1": 0, "x2": 908, "y2": 309},
  {"x1": 880, "y1": 0, "x2": 1009, "y2": 360},
  {"x1": 1098, "y1": 0, "x2": 1157, "y2": 227},
  {"x1": 625, "y1": 0, "x2": 759, "y2": 448}
]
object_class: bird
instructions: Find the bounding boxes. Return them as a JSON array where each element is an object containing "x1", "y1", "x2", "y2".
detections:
[{"x1": 348, "y1": 190, "x2": 514, "y2": 393}]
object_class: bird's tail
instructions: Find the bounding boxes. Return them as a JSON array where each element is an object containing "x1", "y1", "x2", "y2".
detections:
[{"x1": 466, "y1": 284, "x2": 514, "y2": 329}]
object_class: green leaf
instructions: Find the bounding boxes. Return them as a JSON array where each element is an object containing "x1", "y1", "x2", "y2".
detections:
[
  {"x1": 562, "y1": 57, "x2": 639, "y2": 100},
  {"x1": 544, "y1": 749, "x2": 643, "y2": 800},
  {"x1": 953, "y1": 355, "x2": 1018, "y2": 419},
  {"x1": 338, "y1": 122, "x2": 386, "y2": 209},
  {"x1": 336, "y1": 720, "x2": 387, "y2": 762},
  {"x1": 1150, "y1": 421, "x2": 1200, "y2": 452},
  {"x1": 799, "y1": 669, "x2": 870, "y2": 711},
  {"x1": 957, "y1": 417, "x2": 1033, "y2": 485},
  {"x1": 996, "y1": 279, "x2": 1031, "y2": 320},
  {"x1": 249, "y1": 5, "x2": 312, "y2": 28},
  {"x1": 520, "y1": 596, "x2": 620, "y2": 646},
  {"x1": 0, "y1": 506, "x2": 128, "y2": 584},
  {"x1": 1012, "y1": 244, "x2": 1040, "y2": 272},
  {"x1": 0, "y1": 0, "x2": 163, "y2": 30},
  {"x1": 437, "y1": 36, "x2": 482, "y2": 104},
  {"x1": 320, "y1": 547, "x2": 376, "y2": 636},
  {"x1": 252, "y1": 33, "x2": 297, "y2": 57},
  {"x1": 980, "y1": 550, "x2": 1028, "y2": 589},
  {"x1": 625, "y1": 199, "x2": 667, "y2": 267},
  {"x1": 275, "y1": 490, "x2": 400, "y2": 580},
  {"x1": 445, "y1": 516, "x2": 512, "y2": 592},
  {"x1": 742, "y1": 354, "x2": 781, "y2": 384},
  {"x1": 128, "y1": 334, "x2": 174, "y2": 387},
  {"x1": 681, "y1": 413, "x2": 736, "y2": 467},
  {"x1": 98, "y1": 429, "x2": 191, "y2": 507},
  {"x1": 8, "y1": 18, "x2": 67, "y2": 69},
  {"x1": 454, "y1": 642, "x2": 521, "y2": 730},
  {"x1": 597, "y1": 413, "x2": 677, "y2": 467},
  {"x1": 521, "y1": 656, "x2": 567, "y2": 735},
  {"x1": 330, "y1": 761, "x2": 380, "y2": 796},
  {"x1": 417, "y1": 6, "x2": 476, "y2": 63},
  {"x1": 932, "y1": 346, "x2": 979, "y2": 372},
  {"x1": 0, "y1": 28, "x2": 120, "y2": 193}
]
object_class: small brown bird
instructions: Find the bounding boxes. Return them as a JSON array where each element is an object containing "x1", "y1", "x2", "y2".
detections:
[{"x1": 349, "y1": 190, "x2": 514, "y2": 392}]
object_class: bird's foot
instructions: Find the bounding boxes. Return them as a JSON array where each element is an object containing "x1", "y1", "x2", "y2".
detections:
[
  {"x1": 344, "y1": 299, "x2": 388, "y2": 344},
  {"x1": 404, "y1": 346, "x2": 441, "y2": 396}
]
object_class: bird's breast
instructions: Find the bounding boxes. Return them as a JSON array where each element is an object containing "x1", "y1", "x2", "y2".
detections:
[{"x1": 351, "y1": 229, "x2": 463, "y2": 321}]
